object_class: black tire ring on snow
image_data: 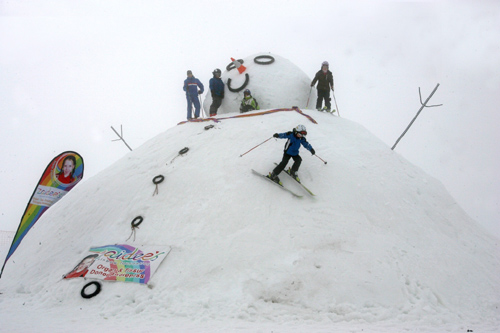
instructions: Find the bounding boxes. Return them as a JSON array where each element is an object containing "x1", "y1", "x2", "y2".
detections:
[
  {"x1": 131, "y1": 216, "x2": 143, "y2": 228},
  {"x1": 81, "y1": 281, "x2": 101, "y2": 299},
  {"x1": 153, "y1": 175, "x2": 164, "y2": 184},
  {"x1": 226, "y1": 59, "x2": 244, "y2": 71},
  {"x1": 227, "y1": 74, "x2": 250, "y2": 93},
  {"x1": 179, "y1": 147, "x2": 189, "y2": 155},
  {"x1": 254, "y1": 55, "x2": 275, "y2": 65}
]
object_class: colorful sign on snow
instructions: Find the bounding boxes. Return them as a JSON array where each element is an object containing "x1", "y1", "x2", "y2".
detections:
[
  {"x1": 64, "y1": 244, "x2": 171, "y2": 284},
  {"x1": 0, "y1": 151, "x2": 84, "y2": 278}
]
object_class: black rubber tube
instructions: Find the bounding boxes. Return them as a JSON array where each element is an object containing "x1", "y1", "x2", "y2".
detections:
[
  {"x1": 254, "y1": 55, "x2": 275, "y2": 65},
  {"x1": 131, "y1": 216, "x2": 143, "y2": 228},
  {"x1": 81, "y1": 281, "x2": 101, "y2": 299},
  {"x1": 226, "y1": 59, "x2": 244, "y2": 71},
  {"x1": 153, "y1": 175, "x2": 164, "y2": 184},
  {"x1": 227, "y1": 74, "x2": 250, "y2": 93}
]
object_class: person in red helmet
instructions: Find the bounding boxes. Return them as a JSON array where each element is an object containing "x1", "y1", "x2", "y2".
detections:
[{"x1": 311, "y1": 61, "x2": 334, "y2": 112}]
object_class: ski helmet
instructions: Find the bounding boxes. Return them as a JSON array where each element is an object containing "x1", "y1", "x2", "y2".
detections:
[
  {"x1": 213, "y1": 68, "x2": 221, "y2": 75},
  {"x1": 321, "y1": 61, "x2": 329, "y2": 67},
  {"x1": 294, "y1": 124, "x2": 307, "y2": 136},
  {"x1": 244, "y1": 89, "x2": 251, "y2": 95}
]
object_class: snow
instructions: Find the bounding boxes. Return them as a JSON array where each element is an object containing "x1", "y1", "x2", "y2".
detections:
[
  {"x1": 1, "y1": 54, "x2": 499, "y2": 332},
  {"x1": 0, "y1": 231, "x2": 14, "y2": 249}
]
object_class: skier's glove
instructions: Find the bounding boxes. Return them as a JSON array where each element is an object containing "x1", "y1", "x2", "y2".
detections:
[
  {"x1": 198, "y1": 91, "x2": 203, "y2": 95},
  {"x1": 310, "y1": 82, "x2": 314, "y2": 87},
  {"x1": 273, "y1": 133, "x2": 279, "y2": 138},
  {"x1": 310, "y1": 148, "x2": 316, "y2": 155},
  {"x1": 221, "y1": 92, "x2": 224, "y2": 99}
]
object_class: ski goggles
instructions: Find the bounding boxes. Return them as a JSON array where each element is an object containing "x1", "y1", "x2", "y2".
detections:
[{"x1": 297, "y1": 131, "x2": 307, "y2": 136}]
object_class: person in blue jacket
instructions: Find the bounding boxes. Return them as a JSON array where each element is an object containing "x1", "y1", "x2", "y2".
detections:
[
  {"x1": 209, "y1": 68, "x2": 224, "y2": 117},
  {"x1": 183, "y1": 70, "x2": 204, "y2": 120},
  {"x1": 268, "y1": 124, "x2": 316, "y2": 184}
]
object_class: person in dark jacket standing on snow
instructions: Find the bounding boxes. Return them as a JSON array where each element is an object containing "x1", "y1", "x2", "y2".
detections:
[
  {"x1": 209, "y1": 68, "x2": 224, "y2": 117},
  {"x1": 311, "y1": 61, "x2": 334, "y2": 112},
  {"x1": 268, "y1": 124, "x2": 315, "y2": 185},
  {"x1": 183, "y1": 70, "x2": 204, "y2": 120}
]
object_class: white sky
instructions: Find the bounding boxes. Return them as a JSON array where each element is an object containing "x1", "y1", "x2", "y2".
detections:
[{"x1": 0, "y1": 0, "x2": 499, "y2": 238}]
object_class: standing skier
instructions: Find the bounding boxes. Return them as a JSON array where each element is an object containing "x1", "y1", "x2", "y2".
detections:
[
  {"x1": 268, "y1": 125, "x2": 315, "y2": 185},
  {"x1": 311, "y1": 61, "x2": 334, "y2": 112},
  {"x1": 183, "y1": 70, "x2": 204, "y2": 120},
  {"x1": 209, "y1": 68, "x2": 224, "y2": 117}
]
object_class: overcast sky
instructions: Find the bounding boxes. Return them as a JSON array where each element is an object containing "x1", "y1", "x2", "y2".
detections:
[{"x1": 1, "y1": 0, "x2": 499, "y2": 238}]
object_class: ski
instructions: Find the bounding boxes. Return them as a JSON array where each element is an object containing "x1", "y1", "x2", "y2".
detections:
[
  {"x1": 316, "y1": 106, "x2": 337, "y2": 115},
  {"x1": 322, "y1": 106, "x2": 337, "y2": 115},
  {"x1": 274, "y1": 163, "x2": 316, "y2": 196},
  {"x1": 251, "y1": 169, "x2": 303, "y2": 198},
  {"x1": 285, "y1": 169, "x2": 315, "y2": 196}
]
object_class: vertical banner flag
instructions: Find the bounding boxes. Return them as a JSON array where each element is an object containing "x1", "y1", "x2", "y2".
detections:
[
  {"x1": 0, "y1": 151, "x2": 84, "y2": 278},
  {"x1": 63, "y1": 244, "x2": 171, "y2": 284}
]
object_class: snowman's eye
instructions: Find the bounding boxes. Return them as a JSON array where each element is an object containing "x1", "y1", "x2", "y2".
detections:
[
  {"x1": 225, "y1": 55, "x2": 275, "y2": 72},
  {"x1": 226, "y1": 59, "x2": 244, "y2": 72},
  {"x1": 253, "y1": 55, "x2": 275, "y2": 65}
]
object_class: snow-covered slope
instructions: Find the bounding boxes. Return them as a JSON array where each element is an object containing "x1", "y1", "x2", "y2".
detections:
[{"x1": 0, "y1": 109, "x2": 499, "y2": 332}]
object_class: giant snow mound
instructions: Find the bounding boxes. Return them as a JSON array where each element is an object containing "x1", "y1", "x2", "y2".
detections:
[
  {"x1": 203, "y1": 52, "x2": 315, "y2": 114},
  {"x1": 0, "y1": 109, "x2": 499, "y2": 331}
]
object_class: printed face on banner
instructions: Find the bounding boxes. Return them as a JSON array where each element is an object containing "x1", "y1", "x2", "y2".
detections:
[
  {"x1": 54, "y1": 153, "x2": 83, "y2": 186},
  {"x1": 30, "y1": 153, "x2": 84, "y2": 207},
  {"x1": 64, "y1": 254, "x2": 99, "y2": 279},
  {"x1": 64, "y1": 244, "x2": 170, "y2": 284}
]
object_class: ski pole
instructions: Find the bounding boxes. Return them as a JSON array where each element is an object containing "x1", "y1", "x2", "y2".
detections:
[
  {"x1": 199, "y1": 94, "x2": 206, "y2": 118},
  {"x1": 314, "y1": 154, "x2": 327, "y2": 165},
  {"x1": 332, "y1": 90, "x2": 340, "y2": 117},
  {"x1": 306, "y1": 86, "x2": 312, "y2": 108},
  {"x1": 240, "y1": 137, "x2": 273, "y2": 157}
]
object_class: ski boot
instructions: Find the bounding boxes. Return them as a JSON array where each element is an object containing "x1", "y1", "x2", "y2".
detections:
[
  {"x1": 287, "y1": 168, "x2": 300, "y2": 182},
  {"x1": 267, "y1": 172, "x2": 282, "y2": 185}
]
